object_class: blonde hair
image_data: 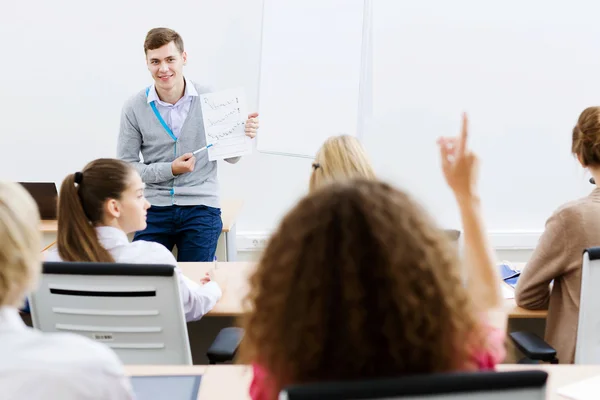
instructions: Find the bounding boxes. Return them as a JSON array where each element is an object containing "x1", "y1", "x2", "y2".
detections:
[
  {"x1": 0, "y1": 182, "x2": 42, "y2": 307},
  {"x1": 240, "y1": 180, "x2": 485, "y2": 398},
  {"x1": 309, "y1": 135, "x2": 376, "y2": 192}
]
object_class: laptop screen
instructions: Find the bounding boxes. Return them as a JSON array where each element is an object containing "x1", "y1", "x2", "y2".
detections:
[
  {"x1": 18, "y1": 182, "x2": 58, "y2": 220},
  {"x1": 130, "y1": 375, "x2": 202, "y2": 400}
]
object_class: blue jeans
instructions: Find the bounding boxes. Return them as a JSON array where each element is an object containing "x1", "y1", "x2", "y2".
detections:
[{"x1": 133, "y1": 205, "x2": 223, "y2": 262}]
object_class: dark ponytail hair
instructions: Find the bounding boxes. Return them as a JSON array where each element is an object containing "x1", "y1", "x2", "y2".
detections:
[{"x1": 57, "y1": 158, "x2": 134, "y2": 262}]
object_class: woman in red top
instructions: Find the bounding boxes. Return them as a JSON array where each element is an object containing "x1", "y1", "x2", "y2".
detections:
[{"x1": 240, "y1": 115, "x2": 506, "y2": 400}]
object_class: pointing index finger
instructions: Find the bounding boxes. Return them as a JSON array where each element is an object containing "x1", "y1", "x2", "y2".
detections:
[{"x1": 457, "y1": 112, "x2": 469, "y2": 158}]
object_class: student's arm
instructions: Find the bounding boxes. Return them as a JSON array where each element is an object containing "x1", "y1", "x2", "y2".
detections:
[
  {"x1": 151, "y1": 245, "x2": 222, "y2": 321},
  {"x1": 178, "y1": 272, "x2": 223, "y2": 321},
  {"x1": 457, "y1": 196, "x2": 503, "y2": 312},
  {"x1": 515, "y1": 209, "x2": 573, "y2": 310},
  {"x1": 117, "y1": 106, "x2": 175, "y2": 184},
  {"x1": 438, "y1": 114, "x2": 505, "y2": 329}
]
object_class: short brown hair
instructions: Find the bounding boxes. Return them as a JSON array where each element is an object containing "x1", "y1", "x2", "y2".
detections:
[
  {"x1": 572, "y1": 106, "x2": 600, "y2": 167},
  {"x1": 240, "y1": 179, "x2": 486, "y2": 398},
  {"x1": 144, "y1": 27, "x2": 184, "y2": 54}
]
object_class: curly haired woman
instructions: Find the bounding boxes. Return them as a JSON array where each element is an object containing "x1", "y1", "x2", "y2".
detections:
[{"x1": 240, "y1": 114, "x2": 505, "y2": 399}]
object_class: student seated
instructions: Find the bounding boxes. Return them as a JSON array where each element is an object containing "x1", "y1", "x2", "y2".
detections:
[
  {"x1": 515, "y1": 106, "x2": 600, "y2": 363},
  {"x1": 241, "y1": 115, "x2": 506, "y2": 400},
  {"x1": 309, "y1": 134, "x2": 376, "y2": 192},
  {"x1": 0, "y1": 182, "x2": 132, "y2": 399},
  {"x1": 45, "y1": 158, "x2": 221, "y2": 322}
]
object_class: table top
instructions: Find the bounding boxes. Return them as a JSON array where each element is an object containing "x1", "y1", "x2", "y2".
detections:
[{"x1": 179, "y1": 262, "x2": 547, "y2": 319}]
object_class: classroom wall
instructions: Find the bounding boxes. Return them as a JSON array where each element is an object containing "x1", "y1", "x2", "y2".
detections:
[
  {"x1": 2, "y1": 0, "x2": 558, "y2": 258},
  {"x1": 237, "y1": 246, "x2": 535, "y2": 264}
]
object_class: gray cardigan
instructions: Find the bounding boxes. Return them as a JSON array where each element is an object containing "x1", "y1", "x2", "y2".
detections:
[{"x1": 117, "y1": 81, "x2": 239, "y2": 208}]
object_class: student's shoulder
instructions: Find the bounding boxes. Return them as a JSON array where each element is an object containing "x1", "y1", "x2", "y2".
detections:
[
  {"x1": 551, "y1": 194, "x2": 595, "y2": 222},
  {"x1": 30, "y1": 330, "x2": 125, "y2": 375}
]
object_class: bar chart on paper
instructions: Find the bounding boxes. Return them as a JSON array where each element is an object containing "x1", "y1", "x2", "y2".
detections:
[{"x1": 200, "y1": 87, "x2": 253, "y2": 161}]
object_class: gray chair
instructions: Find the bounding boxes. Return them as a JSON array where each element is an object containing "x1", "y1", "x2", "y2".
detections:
[
  {"x1": 510, "y1": 247, "x2": 600, "y2": 364},
  {"x1": 29, "y1": 262, "x2": 242, "y2": 365}
]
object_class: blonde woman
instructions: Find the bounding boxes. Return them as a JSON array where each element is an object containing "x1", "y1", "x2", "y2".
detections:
[
  {"x1": 309, "y1": 135, "x2": 376, "y2": 192},
  {"x1": 0, "y1": 182, "x2": 132, "y2": 399}
]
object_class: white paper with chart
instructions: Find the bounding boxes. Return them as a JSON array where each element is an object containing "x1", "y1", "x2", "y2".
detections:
[{"x1": 200, "y1": 88, "x2": 252, "y2": 161}]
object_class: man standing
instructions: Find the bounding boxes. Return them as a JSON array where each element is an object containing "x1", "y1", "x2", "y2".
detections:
[{"x1": 117, "y1": 27, "x2": 259, "y2": 261}]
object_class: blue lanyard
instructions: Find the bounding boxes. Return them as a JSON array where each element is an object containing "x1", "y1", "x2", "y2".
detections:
[
  {"x1": 146, "y1": 87, "x2": 177, "y2": 142},
  {"x1": 146, "y1": 86, "x2": 177, "y2": 202}
]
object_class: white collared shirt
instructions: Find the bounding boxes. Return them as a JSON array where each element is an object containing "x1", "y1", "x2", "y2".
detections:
[
  {"x1": 45, "y1": 226, "x2": 222, "y2": 322},
  {"x1": 0, "y1": 307, "x2": 133, "y2": 400},
  {"x1": 146, "y1": 77, "x2": 198, "y2": 138}
]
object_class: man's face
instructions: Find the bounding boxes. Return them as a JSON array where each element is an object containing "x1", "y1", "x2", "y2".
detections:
[{"x1": 146, "y1": 41, "x2": 187, "y2": 91}]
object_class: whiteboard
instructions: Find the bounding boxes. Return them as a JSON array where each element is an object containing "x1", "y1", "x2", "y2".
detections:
[
  {"x1": 367, "y1": 0, "x2": 599, "y2": 233},
  {"x1": 256, "y1": 0, "x2": 368, "y2": 158}
]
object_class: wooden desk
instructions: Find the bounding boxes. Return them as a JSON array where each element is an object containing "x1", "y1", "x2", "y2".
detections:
[
  {"x1": 124, "y1": 364, "x2": 600, "y2": 400},
  {"x1": 40, "y1": 220, "x2": 57, "y2": 232},
  {"x1": 180, "y1": 262, "x2": 549, "y2": 319},
  {"x1": 504, "y1": 298, "x2": 547, "y2": 319},
  {"x1": 501, "y1": 263, "x2": 548, "y2": 319},
  {"x1": 40, "y1": 199, "x2": 244, "y2": 261},
  {"x1": 219, "y1": 199, "x2": 244, "y2": 261},
  {"x1": 180, "y1": 262, "x2": 253, "y2": 317}
]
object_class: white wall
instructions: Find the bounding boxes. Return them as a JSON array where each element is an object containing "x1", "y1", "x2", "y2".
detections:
[
  {"x1": 0, "y1": 0, "x2": 313, "y2": 239},
  {"x1": 5, "y1": 0, "x2": 589, "y2": 259}
]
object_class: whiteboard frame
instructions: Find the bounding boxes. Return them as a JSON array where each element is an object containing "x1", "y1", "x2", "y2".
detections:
[{"x1": 255, "y1": 0, "x2": 373, "y2": 159}]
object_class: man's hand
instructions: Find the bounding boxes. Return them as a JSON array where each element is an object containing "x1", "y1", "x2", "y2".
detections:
[
  {"x1": 171, "y1": 153, "x2": 196, "y2": 175},
  {"x1": 245, "y1": 112, "x2": 259, "y2": 138}
]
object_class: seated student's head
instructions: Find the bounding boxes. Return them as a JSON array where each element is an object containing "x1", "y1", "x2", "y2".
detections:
[
  {"x1": 241, "y1": 179, "x2": 485, "y2": 395},
  {"x1": 57, "y1": 159, "x2": 149, "y2": 262},
  {"x1": 309, "y1": 135, "x2": 376, "y2": 192},
  {"x1": 572, "y1": 106, "x2": 600, "y2": 173},
  {"x1": 0, "y1": 182, "x2": 41, "y2": 308}
]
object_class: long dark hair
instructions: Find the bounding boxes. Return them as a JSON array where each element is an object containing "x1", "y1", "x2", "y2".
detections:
[{"x1": 57, "y1": 158, "x2": 134, "y2": 262}]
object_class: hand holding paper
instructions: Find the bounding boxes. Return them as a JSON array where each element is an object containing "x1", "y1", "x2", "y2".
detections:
[{"x1": 245, "y1": 112, "x2": 260, "y2": 138}]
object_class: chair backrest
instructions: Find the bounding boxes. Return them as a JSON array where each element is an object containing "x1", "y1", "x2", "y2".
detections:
[
  {"x1": 29, "y1": 262, "x2": 192, "y2": 365},
  {"x1": 279, "y1": 370, "x2": 548, "y2": 400},
  {"x1": 575, "y1": 247, "x2": 600, "y2": 364}
]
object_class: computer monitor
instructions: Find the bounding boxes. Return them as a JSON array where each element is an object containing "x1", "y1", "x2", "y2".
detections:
[
  {"x1": 130, "y1": 375, "x2": 202, "y2": 400},
  {"x1": 18, "y1": 182, "x2": 58, "y2": 220}
]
